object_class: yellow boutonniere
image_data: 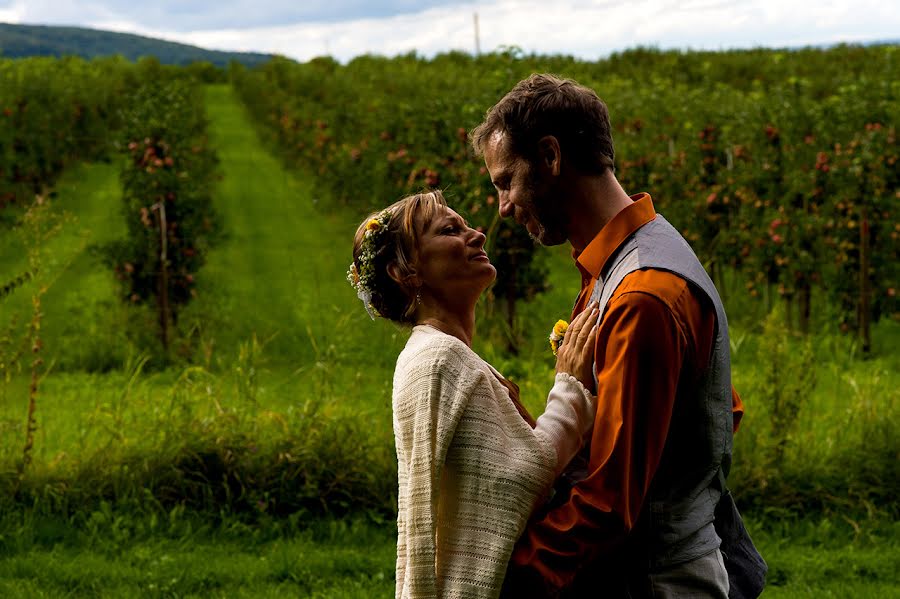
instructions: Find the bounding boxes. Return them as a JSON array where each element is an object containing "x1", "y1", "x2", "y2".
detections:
[{"x1": 549, "y1": 319, "x2": 569, "y2": 356}]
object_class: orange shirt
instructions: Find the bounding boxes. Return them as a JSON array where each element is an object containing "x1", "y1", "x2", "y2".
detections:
[{"x1": 508, "y1": 194, "x2": 743, "y2": 593}]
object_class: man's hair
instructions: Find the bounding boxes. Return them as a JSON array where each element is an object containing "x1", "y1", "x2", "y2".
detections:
[{"x1": 470, "y1": 73, "x2": 615, "y2": 174}]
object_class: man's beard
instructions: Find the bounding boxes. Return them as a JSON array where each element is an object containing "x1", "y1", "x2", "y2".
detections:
[{"x1": 528, "y1": 189, "x2": 568, "y2": 247}]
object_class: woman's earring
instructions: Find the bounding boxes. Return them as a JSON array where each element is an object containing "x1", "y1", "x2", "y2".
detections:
[{"x1": 405, "y1": 288, "x2": 422, "y2": 319}]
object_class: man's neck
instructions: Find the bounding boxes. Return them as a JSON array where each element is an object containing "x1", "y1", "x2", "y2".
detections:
[{"x1": 565, "y1": 171, "x2": 633, "y2": 252}]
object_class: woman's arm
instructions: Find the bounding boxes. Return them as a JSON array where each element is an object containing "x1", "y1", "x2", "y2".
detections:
[
  {"x1": 534, "y1": 373, "x2": 596, "y2": 477},
  {"x1": 533, "y1": 304, "x2": 599, "y2": 475}
]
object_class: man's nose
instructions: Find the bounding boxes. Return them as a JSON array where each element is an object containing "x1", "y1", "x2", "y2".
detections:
[{"x1": 498, "y1": 195, "x2": 513, "y2": 219}]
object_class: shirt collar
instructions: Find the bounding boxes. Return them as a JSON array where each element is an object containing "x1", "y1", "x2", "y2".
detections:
[{"x1": 574, "y1": 193, "x2": 656, "y2": 279}]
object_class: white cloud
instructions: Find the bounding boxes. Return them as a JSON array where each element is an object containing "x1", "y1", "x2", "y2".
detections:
[
  {"x1": 173, "y1": 3, "x2": 481, "y2": 60},
  {"x1": 2, "y1": 0, "x2": 897, "y2": 62},
  {"x1": 0, "y1": 0, "x2": 25, "y2": 22},
  {"x1": 172, "y1": 0, "x2": 899, "y2": 62},
  {"x1": 0, "y1": 0, "x2": 472, "y2": 30}
]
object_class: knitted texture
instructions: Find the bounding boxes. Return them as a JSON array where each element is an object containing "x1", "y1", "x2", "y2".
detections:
[
  {"x1": 536, "y1": 372, "x2": 597, "y2": 471},
  {"x1": 393, "y1": 326, "x2": 595, "y2": 599}
]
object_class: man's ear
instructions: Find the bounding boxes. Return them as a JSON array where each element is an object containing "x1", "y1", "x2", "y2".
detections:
[{"x1": 537, "y1": 135, "x2": 561, "y2": 177}]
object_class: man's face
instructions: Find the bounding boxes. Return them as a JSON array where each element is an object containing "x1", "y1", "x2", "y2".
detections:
[{"x1": 482, "y1": 131, "x2": 568, "y2": 246}]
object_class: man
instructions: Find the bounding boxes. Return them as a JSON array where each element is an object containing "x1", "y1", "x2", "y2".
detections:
[{"x1": 471, "y1": 74, "x2": 748, "y2": 598}]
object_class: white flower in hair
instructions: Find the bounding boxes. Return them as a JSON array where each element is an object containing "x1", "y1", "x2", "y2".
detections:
[{"x1": 348, "y1": 210, "x2": 392, "y2": 319}]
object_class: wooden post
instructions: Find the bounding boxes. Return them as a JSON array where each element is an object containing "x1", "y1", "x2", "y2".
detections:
[
  {"x1": 859, "y1": 204, "x2": 871, "y2": 354},
  {"x1": 157, "y1": 201, "x2": 170, "y2": 352}
]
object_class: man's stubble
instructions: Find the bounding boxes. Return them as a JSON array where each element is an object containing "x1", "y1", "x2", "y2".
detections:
[{"x1": 527, "y1": 169, "x2": 569, "y2": 247}]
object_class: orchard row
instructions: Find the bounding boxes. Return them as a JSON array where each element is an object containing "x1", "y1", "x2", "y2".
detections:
[
  {"x1": 0, "y1": 57, "x2": 219, "y2": 352},
  {"x1": 0, "y1": 56, "x2": 129, "y2": 209},
  {"x1": 233, "y1": 46, "x2": 898, "y2": 345}
]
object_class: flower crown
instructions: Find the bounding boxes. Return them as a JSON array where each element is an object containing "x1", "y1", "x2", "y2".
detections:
[{"x1": 348, "y1": 209, "x2": 393, "y2": 319}]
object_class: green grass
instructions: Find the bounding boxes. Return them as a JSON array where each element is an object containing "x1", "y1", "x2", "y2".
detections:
[
  {"x1": 0, "y1": 515, "x2": 896, "y2": 598},
  {"x1": 0, "y1": 518, "x2": 396, "y2": 598},
  {"x1": 0, "y1": 160, "x2": 129, "y2": 373},
  {"x1": 752, "y1": 517, "x2": 900, "y2": 598}
]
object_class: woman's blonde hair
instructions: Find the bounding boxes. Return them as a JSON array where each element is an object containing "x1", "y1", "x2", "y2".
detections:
[{"x1": 351, "y1": 190, "x2": 447, "y2": 323}]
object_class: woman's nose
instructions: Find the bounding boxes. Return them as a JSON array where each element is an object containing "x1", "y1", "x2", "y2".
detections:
[{"x1": 468, "y1": 227, "x2": 486, "y2": 248}]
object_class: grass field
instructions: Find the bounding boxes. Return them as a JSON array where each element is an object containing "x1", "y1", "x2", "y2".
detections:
[
  {"x1": 1, "y1": 515, "x2": 897, "y2": 598},
  {"x1": 1, "y1": 85, "x2": 898, "y2": 597}
]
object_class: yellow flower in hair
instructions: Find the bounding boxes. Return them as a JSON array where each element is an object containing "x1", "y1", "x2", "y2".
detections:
[
  {"x1": 365, "y1": 218, "x2": 382, "y2": 233},
  {"x1": 549, "y1": 319, "x2": 569, "y2": 356}
]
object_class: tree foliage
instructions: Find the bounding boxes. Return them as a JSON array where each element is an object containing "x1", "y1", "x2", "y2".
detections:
[
  {"x1": 106, "y1": 68, "x2": 220, "y2": 352},
  {"x1": 233, "y1": 46, "x2": 899, "y2": 345}
]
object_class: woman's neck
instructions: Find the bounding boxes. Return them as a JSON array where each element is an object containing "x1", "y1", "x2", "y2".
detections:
[{"x1": 417, "y1": 308, "x2": 476, "y2": 347}]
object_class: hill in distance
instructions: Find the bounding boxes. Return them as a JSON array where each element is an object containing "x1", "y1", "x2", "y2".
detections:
[{"x1": 0, "y1": 22, "x2": 276, "y2": 67}]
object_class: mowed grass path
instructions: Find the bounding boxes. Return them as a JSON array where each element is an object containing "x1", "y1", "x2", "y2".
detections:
[
  {"x1": 186, "y1": 85, "x2": 405, "y2": 414},
  {"x1": 194, "y1": 84, "x2": 346, "y2": 361}
]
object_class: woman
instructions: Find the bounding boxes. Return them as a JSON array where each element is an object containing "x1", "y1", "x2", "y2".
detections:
[{"x1": 349, "y1": 190, "x2": 598, "y2": 599}]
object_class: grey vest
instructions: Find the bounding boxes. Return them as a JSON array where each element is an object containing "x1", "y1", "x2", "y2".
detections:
[{"x1": 587, "y1": 213, "x2": 733, "y2": 570}]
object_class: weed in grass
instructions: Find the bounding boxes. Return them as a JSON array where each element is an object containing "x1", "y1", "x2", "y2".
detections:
[
  {"x1": 233, "y1": 333, "x2": 271, "y2": 409},
  {"x1": 758, "y1": 305, "x2": 817, "y2": 463},
  {"x1": 6, "y1": 195, "x2": 75, "y2": 484}
]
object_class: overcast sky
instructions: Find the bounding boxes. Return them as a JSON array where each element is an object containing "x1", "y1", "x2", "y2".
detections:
[{"x1": 1, "y1": 0, "x2": 897, "y2": 62}]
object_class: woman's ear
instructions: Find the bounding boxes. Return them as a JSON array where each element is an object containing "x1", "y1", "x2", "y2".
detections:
[
  {"x1": 387, "y1": 262, "x2": 420, "y2": 289},
  {"x1": 537, "y1": 135, "x2": 561, "y2": 177},
  {"x1": 386, "y1": 262, "x2": 405, "y2": 286}
]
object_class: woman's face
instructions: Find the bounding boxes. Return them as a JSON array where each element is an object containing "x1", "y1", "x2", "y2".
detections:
[{"x1": 414, "y1": 206, "x2": 496, "y2": 304}]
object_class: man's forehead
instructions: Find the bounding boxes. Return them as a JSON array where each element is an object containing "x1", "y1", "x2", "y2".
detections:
[
  {"x1": 486, "y1": 130, "x2": 514, "y2": 167},
  {"x1": 488, "y1": 130, "x2": 509, "y2": 153}
]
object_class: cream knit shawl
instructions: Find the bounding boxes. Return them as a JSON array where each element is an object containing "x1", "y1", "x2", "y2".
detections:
[{"x1": 393, "y1": 325, "x2": 590, "y2": 599}]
